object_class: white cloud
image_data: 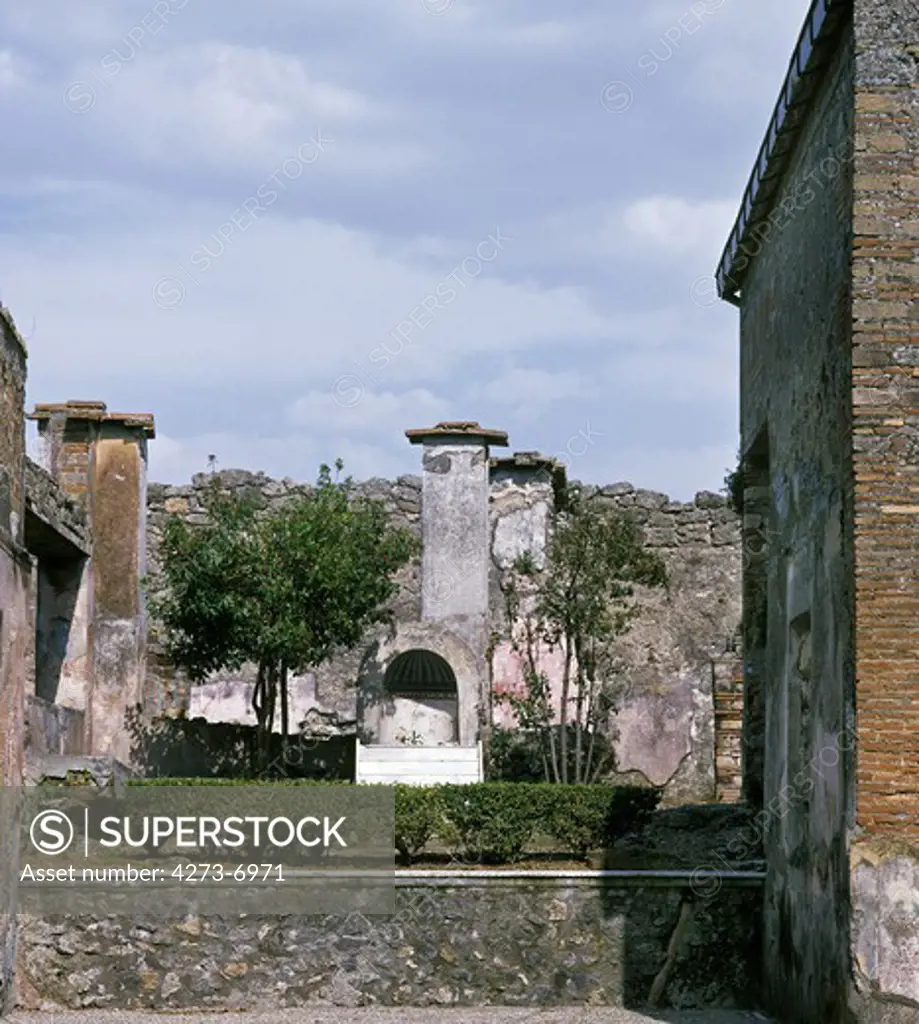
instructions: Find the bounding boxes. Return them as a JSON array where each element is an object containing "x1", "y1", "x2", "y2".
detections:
[
  {"x1": 477, "y1": 367, "x2": 597, "y2": 421},
  {"x1": 286, "y1": 387, "x2": 452, "y2": 434},
  {"x1": 0, "y1": 205, "x2": 616, "y2": 394},
  {"x1": 0, "y1": 50, "x2": 28, "y2": 90},
  {"x1": 0, "y1": 0, "x2": 799, "y2": 500},
  {"x1": 0, "y1": 4, "x2": 124, "y2": 51},
  {"x1": 78, "y1": 43, "x2": 374, "y2": 170},
  {"x1": 622, "y1": 195, "x2": 736, "y2": 257},
  {"x1": 488, "y1": 19, "x2": 585, "y2": 50},
  {"x1": 149, "y1": 430, "x2": 414, "y2": 486}
]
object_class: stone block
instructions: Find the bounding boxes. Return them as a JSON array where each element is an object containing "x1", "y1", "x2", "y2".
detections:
[{"x1": 633, "y1": 489, "x2": 669, "y2": 510}]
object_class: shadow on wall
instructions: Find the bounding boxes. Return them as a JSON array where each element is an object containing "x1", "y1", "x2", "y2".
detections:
[
  {"x1": 602, "y1": 803, "x2": 765, "y2": 1011},
  {"x1": 125, "y1": 707, "x2": 355, "y2": 780}
]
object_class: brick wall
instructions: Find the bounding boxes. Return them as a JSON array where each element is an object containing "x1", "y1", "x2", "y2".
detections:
[
  {"x1": 852, "y1": 0, "x2": 919, "y2": 843},
  {"x1": 712, "y1": 653, "x2": 743, "y2": 803}
]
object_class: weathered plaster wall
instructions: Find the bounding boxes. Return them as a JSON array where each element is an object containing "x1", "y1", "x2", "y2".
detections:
[
  {"x1": 490, "y1": 481, "x2": 741, "y2": 802},
  {"x1": 417, "y1": 440, "x2": 491, "y2": 639},
  {"x1": 0, "y1": 548, "x2": 28, "y2": 1015},
  {"x1": 33, "y1": 558, "x2": 89, "y2": 711},
  {"x1": 23, "y1": 695, "x2": 84, "y2": 759},
  {"x1": 15, "y1": 876, "x2": 762, "y2": 1012},
  {"x1": 0, "y1": 308, "x2": 30, "y2": 1013},
  {"x1": 358, "y1": 621, "x2": 482, "y2": 748},
  {"x1": 851, "y1": 842, "x2": 919, "y2": 1012},
  {"x1": 30, "y1": 405, "x2": 155, "y2": 767},
  {"x1": 144, "y1": 471, "x2": 423, "y2": 729},
  {"x1": 145, "y1": 469, "x2": 741, "y2": 801},
  {"x1": 736, "y1": 23, "x2": 855, "y2": 1024},
  {"x1": 87, "y1": 428, "x2": 150, "y2": 764},
  {"x1": 22, "y1": 458, "x2": 93, "y2": 745}
]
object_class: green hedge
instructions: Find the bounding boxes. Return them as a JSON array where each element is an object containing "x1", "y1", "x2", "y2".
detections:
[
  {"x1": 128, "y1": 778, "x2": 349, "y2": 785},
  {"x1": 129, "y1": 779, "x2": 659, "y2": 864},
  {"x1": 400, "y1": 783, "x2": 659, "y2": 865}
]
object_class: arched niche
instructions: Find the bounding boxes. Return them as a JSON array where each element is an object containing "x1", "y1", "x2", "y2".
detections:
[
  {"x1": 379, "y1": 649, "x2": 458, "y2": 745},
  {"x1": 357, "y1": 622, "x2": 483, "y2": 747}
]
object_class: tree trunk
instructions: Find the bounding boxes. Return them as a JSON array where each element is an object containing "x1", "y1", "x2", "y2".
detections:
[
  {"x1": 280, "y1": 660, "x2": 289, "y2": 756},
  {"x1": 252, "y1": 660, "x2": 271, "y2": 774},
  {"x1": 546, "y1": 715, "x2": 561, "y2": 783},
  {"x1": 560, "y1": 643, "x2": 572, "y2": 784},
  {"x1": 574, "y1": 644, "x2": 586, "y2": 784}
]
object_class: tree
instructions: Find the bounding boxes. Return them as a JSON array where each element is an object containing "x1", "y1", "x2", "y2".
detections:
[
  {"x1": 499, "y1": 486, "x2": 667, "y2": 784},
  {"x1": 148, "y1": 462, "x2": 418, "y2": 771}
]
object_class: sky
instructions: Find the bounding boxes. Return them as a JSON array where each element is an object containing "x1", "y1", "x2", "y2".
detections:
[{"x1": 0, "y1": 0, "x2": 811, "y2": 500}]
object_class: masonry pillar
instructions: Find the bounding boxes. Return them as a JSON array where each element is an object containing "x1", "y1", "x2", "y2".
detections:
[
  {"x1": 405, "y1": 421, "x2": 508, "y2": 745},
  {"x1": 30, "y1": 402, "x2": 155, "y2": 763}
]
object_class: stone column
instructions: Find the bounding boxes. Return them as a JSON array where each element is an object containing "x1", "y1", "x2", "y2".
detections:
[
  {"x1": 30, "y1": 402, "x2": 155, "y2": 762},
  {"x1": 406, "y1": 421, "x2": 508, "y2": 746}
]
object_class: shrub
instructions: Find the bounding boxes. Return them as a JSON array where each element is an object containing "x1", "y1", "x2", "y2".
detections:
[
  {"x1": 487, "y1": 727, "x2": 545, "y2": 782},
  {"x1": 545, "y1": 784, "x2": 661, "y2": 859},
  {"x1": 128, "y1": 778, "x2": 349, "y2": 785},
  {"x1": 544, "y1": 785, "x2": 613, "y2": 860},
  {"x1": 437, "y1": 783, "x2": 542, "y2": 864},
  {"x1": 125, "y1": 778, "x2": 661, "y2": 864},
  {"x1": 394, "y1": 785, "x2": 442, "y2": 866},
  {"x1": 604, "y1": 785, "x2": 661, "y2": 843}
]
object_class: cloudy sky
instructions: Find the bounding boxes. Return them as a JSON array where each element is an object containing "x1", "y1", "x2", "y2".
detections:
[{"x1": 1, "y1": 0, "x2": 809, "y2": 499}]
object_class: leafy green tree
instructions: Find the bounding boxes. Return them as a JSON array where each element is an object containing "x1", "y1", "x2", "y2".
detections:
[
  {"x1": 148, "y1": 461, "x2": 418, "y2": 771},
  {"x1": 500, "y1": 486, "x2": 667, "y2": 784}
]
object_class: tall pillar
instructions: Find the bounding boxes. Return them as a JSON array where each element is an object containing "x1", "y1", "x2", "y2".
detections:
[
  {"x1": 405, "y1": 421, "x2": 508, "y2": 744},
  {"x1": 30, "y1": 402, "x2": 155, "y2": 762}
]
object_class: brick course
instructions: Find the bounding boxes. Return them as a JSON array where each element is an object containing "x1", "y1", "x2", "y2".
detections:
[{"x1": 852, "y1": 48, "x2": 919, "y2": 840}]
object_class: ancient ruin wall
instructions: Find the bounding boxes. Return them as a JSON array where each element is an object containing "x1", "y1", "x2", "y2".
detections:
[
  {"x1": 144, "y1": 471, "x2": 423, "y2": 727},
  {"x1": 490, "y1": 479, "x2": 741, "y2": 801},
  {"x1": 144, "y1": 471, "x2": 741, "y2": 802},
  {"x1": 846, "y1": 2, "x2": 919, "y2": 1014},
  {"x1": 852, "y1": 0, "x2": 919, "y2": 846},
  {"x1": 16, "y1": 875, "x2": 761, "y2": 1012},
  {"x1": 736, "y1": 24, "x2": 855, "y2": 1024},
  {"x1": 0, "y1": 309, "x2": 30, "y2": 1012}
]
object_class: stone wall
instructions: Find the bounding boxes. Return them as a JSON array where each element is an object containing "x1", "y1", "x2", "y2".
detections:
[
  {"x1": 0, "y1": 309, "x2": 26, "y2": 542},
  {"x1": 15, "y1": 873, "x2": 762, "y2": 1012},
  {"x1": 540, "y1": 484, "x2": 740, "y2": 804},
  {"x1": 735, "y1": 19, "x2": 856, "y2": 1024},
  {"x1": 144, "y1": 471, "x2": 423, "y2": 727},
  {"x1": 23, "y1": 695, "x2": 84, "y2": 759},
  {"x1": 23, "y1": 459, "x2": 90, "y2": 557},
  {"x1": 144, "y1": 469, "x2": 741, "y2": 800},
  {"x1": 0, "y1": 306, "x2": 30, "y2": 1013}
]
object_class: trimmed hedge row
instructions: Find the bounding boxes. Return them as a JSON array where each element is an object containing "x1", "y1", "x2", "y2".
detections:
[
  {"x1": 129, "y1": 778, "x2": 347, "y2": 785},
  {"x1": 395, "y1": 783, "x2": 660, "y2": 864},
  {"x1": 129, "y1": 779, "x2": 660, "y2": 864}
]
